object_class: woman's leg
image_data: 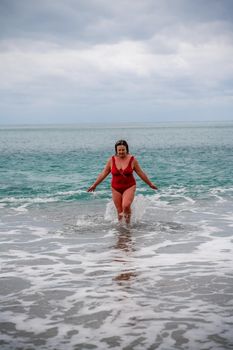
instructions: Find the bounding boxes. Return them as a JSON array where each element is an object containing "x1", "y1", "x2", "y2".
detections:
[
  {"x1": 122, "y1": 185, "x2": 136, "y2": 224},
  {"x1": 112, "y1": 187, "x2": 123, "y2": 221}
]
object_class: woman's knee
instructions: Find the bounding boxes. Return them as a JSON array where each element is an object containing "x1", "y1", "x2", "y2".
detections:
[{"x1": 122, "y1": 202, "x2": 131, "y2": 212}]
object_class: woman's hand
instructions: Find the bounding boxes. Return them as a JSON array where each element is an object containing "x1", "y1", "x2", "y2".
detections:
[
  {"x1": 150, "y1": 183, "x2": 158, "y2": 190},
  {"x1": 87, "y1": 184, "x2": 96, "y2": 192},
  {"x1": 87, "y1": 158, "x2": 111, "y2": 193}
]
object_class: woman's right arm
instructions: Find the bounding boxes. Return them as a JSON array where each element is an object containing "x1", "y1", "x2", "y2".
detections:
[
  {"x1": 87, "y1": 158, "x2": 111, "y2": 192},
  {"x1": 133, "y1": 158, "x2": 158, "y2": 190}
]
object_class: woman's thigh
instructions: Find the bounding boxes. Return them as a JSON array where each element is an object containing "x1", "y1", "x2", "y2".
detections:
[
  {"x1": 122, "y1": 185, "x2": 136, "y2": 208},
  {"x1": 112, "y1": 187, "x2": 123, "y2": 213}
]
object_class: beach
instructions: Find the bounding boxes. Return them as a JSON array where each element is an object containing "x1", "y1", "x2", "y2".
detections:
[{"x1": 0, "y1": 122, "x2": 233, "y2": 349}]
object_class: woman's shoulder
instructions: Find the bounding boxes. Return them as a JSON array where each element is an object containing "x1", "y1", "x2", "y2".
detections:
[
  {"x1": 128, "y1": 153, "x2": 135, "y2": 158},
  {"x1": 130, "y1": 154, "x2": 137, "y2": 161},
  {"x1": 131, "y1": 156, "x2": 139, "y2": 167}
]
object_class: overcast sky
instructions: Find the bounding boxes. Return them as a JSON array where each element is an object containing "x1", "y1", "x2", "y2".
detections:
[{"x1": 0, "y1": 0, "x2": 233, "y2": 124}]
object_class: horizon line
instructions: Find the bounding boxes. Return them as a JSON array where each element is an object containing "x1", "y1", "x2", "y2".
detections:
[{"x1": 1, "y1": 120, "x2": 233, "y2": 128}]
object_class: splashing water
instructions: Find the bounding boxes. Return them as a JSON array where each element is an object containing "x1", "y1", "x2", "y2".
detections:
[{"x1": 104, "y1": 194, "x2": 150, "y2": 224}]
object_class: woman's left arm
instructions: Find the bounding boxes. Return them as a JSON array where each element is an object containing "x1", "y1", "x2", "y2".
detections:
[{"x1": 133, "y1": 158, "x2": 158, "y2": 190}]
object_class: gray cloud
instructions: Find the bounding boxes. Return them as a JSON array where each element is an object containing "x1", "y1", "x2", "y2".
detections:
[
  {"x1": 0, "y1": 0, "x2": 233, "y2": 123},
  {"x1": 1, "y1": 0, "x2": 233, "y2": 43}
]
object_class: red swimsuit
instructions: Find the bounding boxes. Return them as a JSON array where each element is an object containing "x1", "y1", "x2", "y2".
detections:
[{"x1": 111, "y1": 156, "x2": 136, "y2": 194}]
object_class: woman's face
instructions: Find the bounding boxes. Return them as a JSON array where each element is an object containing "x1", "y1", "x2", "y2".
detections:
[{"x1": 116, "y1": 145, "x2": 127, "y2": 157}]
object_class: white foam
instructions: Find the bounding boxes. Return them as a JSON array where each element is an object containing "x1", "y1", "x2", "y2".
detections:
[
  {"x1": 0, "y1": 196, "x2": 57, "y2": 204},
  {"x1": 104, "y1": 194, "x2": 150, "y2": 224},
  {"x1": 182, "y1": 195, "x2": 196, "y2": 204},
  {"x1": 222, "y1": 213, "x2": 233, "y2": 222},
  {"x1": 1, "y1": 199, "x2": 233, "y2": 350},
  {"x1": 76, "y1": 215, "x2": 98, "y2": 227},
  {"x1": 104, "y1": 201, "x2": 118, "y2": 223},
  {"x1": 13, "y1": 204, "x2": 29, "y2": 212},
  {"x1": 1, "y1": 311, "x2": 51, "y2": 335},
  {"x1": 55, "y1": 189, "x2": 85, "y2": 196},
  {"x1": 0, "y1": 229, "x2": 21, "y2": 235},
  {"x1": 210, "y1": 186, "x2": 233, "y2": 194}
]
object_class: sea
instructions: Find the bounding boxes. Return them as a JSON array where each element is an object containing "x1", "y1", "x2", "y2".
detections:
[{"x1": 0, "y1": 122, "x2": 233, "y2": 350}]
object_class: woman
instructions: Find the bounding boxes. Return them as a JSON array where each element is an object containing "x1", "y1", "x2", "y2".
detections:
[{"x1": 87, "y1": 140, "x2": 158, "y2": 223}]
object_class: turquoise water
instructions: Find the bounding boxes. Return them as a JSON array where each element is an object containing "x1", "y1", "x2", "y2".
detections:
[
  {"x1": 1, "y1": 122, "x2": 232, "y2": 205},
  {"x1": 0, "y1": 122, "x2": 233, "y2": 349}
]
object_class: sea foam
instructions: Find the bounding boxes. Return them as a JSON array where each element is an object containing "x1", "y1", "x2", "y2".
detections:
[{"x1": 104, "y1": 194, "x2": 150, "y2": 223}]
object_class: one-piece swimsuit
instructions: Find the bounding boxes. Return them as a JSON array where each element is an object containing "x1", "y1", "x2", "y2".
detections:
[{"x1": 111, "y1": 156, "x2": 136, "y2": 194}]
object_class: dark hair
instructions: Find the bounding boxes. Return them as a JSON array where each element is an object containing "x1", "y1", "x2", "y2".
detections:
[{"x1": 115, "y1": 140, "x2": 129, "y2": 154}]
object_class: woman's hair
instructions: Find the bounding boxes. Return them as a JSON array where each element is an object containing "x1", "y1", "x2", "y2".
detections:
[{"x1": 115, "y1": 140, "x2": 129, "y2": 154}]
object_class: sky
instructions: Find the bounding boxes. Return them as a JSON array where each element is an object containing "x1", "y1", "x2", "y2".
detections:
[{"x1": 0, "y1": 0, "x2": 233, "y2": 124}]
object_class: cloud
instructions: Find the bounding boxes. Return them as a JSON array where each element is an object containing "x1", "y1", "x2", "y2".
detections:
[
  {"x1": 0, "y1": 0, "x2": 233, "y2": 123},
  {"x1": 1, "y1": 0, "x2": 233, "y2": 43},
  {"x1": 1, "y1": 23, "x2": 232, "y2": 90}
]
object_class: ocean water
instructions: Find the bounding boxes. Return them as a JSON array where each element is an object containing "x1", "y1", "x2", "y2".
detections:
[{"x1": 0, "y1": 122, "x2": 233, "y2": 350}]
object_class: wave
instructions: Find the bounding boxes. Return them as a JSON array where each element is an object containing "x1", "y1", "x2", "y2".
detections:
[
  {"x1": 0, "y1": 189, "x2": 100, "y2": 206},
  {"x1": 0, "y1": 186, "x2": 232, "y2": 209}
]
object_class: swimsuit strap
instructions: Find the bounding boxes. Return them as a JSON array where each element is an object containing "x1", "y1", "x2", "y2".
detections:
[{"x1": 129, "y1": 156, "x2": 134, "y2": 168}]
